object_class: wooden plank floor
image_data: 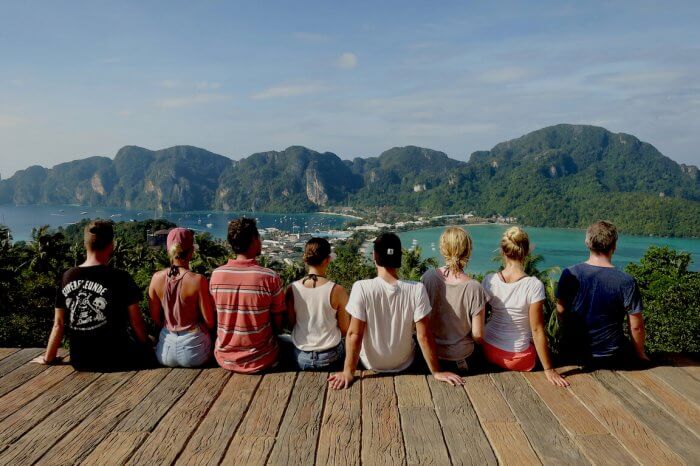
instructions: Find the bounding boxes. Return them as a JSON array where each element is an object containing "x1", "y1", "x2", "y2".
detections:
[{"x1": 0, "y1": 350, "x2": 697, "y2": 465}]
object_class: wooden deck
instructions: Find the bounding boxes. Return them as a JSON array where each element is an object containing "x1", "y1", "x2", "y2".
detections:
[{"x1": 0, "y1": 349, "x2": 698, "y2": 465}]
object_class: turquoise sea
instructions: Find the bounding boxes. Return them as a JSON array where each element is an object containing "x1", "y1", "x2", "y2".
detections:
[
  {"x1": 0, "y1": 205, "x2": 351, "y2": 242},
  {"x1": 399, "y1": 224, "x2": 700, "y2": 273},
  {"x1": 1, "y1": 205, "x2": 699, "y2": 273}
]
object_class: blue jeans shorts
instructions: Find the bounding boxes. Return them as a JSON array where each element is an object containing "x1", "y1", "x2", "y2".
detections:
[
  {"x1": 293, "y1": 340, "x2": 345, "y2": 371},
  {"x1": 156, "y1": 327, "x2": 212, "y2": 368}
]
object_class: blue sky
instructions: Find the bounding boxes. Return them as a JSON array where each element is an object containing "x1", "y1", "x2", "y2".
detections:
[{"x1": 1, "y1": 1, "x2": 699, "y2": 176}]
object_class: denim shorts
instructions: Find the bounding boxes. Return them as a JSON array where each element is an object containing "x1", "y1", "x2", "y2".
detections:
[
  {"x1": 293, "y1": 340, "x2": 345, "y2": 371},
  {"x1": 156, "y1": 327, "x2": 212, "y2": 368}
]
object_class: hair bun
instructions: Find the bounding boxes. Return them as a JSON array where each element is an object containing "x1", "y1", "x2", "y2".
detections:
[{"x1": 500, "y1": 227, "x2": 529, "y2": 261}]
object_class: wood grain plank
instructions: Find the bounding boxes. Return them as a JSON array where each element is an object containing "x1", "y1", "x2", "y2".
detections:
[
  {"x1": 0, "y1": 371, "x2": 134, "y2": 465},
  {"x1": 620, "y1": 369, "x2": 700, "y2": 435},
  {"x1": 523, "y1": 371, "x2": 637, "y2": 465},
  {"x1": 37, "y1": 368, "x2": 171, "y2": 465},
  {"x1": 0, "y1": 348, "x2": 20, "y2": 361},
  {"x1": 464, "y1": 373, "x2": 540, "y2": 465},
  {"x1": 649, "y1": 364, "x2": 700, "y2": 406},
  {"x1": 267, "y1": 371, "x2": 328, "y2": 466},
  {"x1": 394, "y1": 375, "x2": 450, "y2": 465},
  {"x1": 569, "y1": 372, "x2": 684, "y2": 465},
  {"x1": 176, "y1": 374, "x2": 261, "y2": 466},
  {"x1": 595, "y1": 370, "x2": 700, "y2": 462},
  {"x1": 0, "y1": 348, "x2": 43, "y2": 378},
  {"x1": 220, "y1": 372, "x2": 296, "y2": 466},
  {"x1": 361, "y1": 374, "x2": 406, "y2": 466},
  {"x1": 126, "y1": 369, "x2": 230, "y2": 465},
  {"x1": 0, "y1": 349, "x2": 68, "y2": 398},
  {"x1": 0, "y1": 370, "x2": 99, "y2": 447},
  {"x1": 0, "y1": 364, "x2": 74, "y2": 422},
  {"x1": 80, "y1": 368, "x2": 201, "y2": 464},
  {"x1": 664, "y1": 354, "x2": 700, "y2": 381},
  {"x1": 491, "y1": 371, "x2": 588, "y2": 465},
  {"x1": 316, "y1": 371, "x2": 361, "y2": 466},
  {"x1": 427, "y1": 376, "x2": 497, "y2": 465}
]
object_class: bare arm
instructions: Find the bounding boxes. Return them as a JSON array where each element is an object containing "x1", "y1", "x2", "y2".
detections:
[
  {"x1": 128, "y1": 303, "x2": 149, "y2": 345},
  {"x1": 32, "y1": 308, "x2": 66, "y2": 364},
  {"x1": 328, "y1": 317, "x2": 365, "y2": 390},
  {"x1": 628, "y1": 313, "x2": 649, "y2": 360},
  {"x1": 285, "y1": 286, "x2": 296, "y2": 328},
  {"x1": 529, "y1": 301, "x2": 569, "y2": 387},
  {"x1": 472, "y1": 306, "x2": 485, "y2": 344},
  {"x1": 331, "y1": 284, "x2": 350, "y2": 336},
  {"x1": 148, "y1": 273, "x2": 163, "y2": 328},
  {"x1": 198, "y1": 276, "x2": 216, "y2": 331},
  {"x1": 416, "y1": 316, "x2": 463, "y2": 386},
  {"x1": 556, "y1": 298, "x2": 566, "y2": 316}
]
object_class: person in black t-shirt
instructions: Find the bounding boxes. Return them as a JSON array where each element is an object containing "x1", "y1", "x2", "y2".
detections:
[{"x1": 32, "y1": 220, "x2": 152, "y2": 371}]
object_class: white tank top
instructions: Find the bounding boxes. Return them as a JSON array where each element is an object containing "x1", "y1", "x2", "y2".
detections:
[{"x1": 290, "y1": 280, "x2": 341, "y2": 351}]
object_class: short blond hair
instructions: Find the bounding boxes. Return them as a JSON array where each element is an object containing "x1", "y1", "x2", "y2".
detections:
[
  {"x1": 439, "y1": 227, "x2": 472, "y2": 274},
  {"x1": 500, "y1": 226, "x2": 530, "y2": 262},
  {"x1": 585, "y1": 220, "x2": 618, "y2": 254}
]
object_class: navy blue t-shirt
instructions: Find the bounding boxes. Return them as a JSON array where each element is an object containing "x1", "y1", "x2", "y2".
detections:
[{"x1": 556, "y1": 263, "x2": 642, "y2": 358}]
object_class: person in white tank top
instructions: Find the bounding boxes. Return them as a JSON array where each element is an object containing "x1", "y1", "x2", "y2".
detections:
[{"x1": 285, "y1": 238, "x2": 350, "y2": 371}]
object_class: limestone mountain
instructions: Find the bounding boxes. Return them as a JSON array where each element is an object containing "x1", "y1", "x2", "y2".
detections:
[{"x1": 1, "y1": 124, "x2": 698, "y2": 236}]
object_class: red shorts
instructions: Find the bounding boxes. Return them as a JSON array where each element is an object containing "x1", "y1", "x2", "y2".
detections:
[{"x1": 483, "y1": 341, "x2": 537, "y2": 372}]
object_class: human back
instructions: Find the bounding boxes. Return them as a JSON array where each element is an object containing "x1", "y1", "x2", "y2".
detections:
[
  {"x1": 210, "y1": 218, "x2": 285, "y2": 373},
  {"x1": 421, "y1": 227, "x2": 486, "y2": 365}
]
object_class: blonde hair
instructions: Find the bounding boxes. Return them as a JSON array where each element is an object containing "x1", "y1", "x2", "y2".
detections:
[
  {"x1": 168, "y1": 243, "x2": 192, "y2": 261},
  {"x1": 439, "y1": 227, "x2": 473, "y2": 274},
  {"x1": 500, "y1": 226, "x2": 530, "y2": 262}
]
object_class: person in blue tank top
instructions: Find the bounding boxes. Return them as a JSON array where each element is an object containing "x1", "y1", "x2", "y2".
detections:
[{"x1": 556, "y1": 220, "x2": 650, "y2": 368}]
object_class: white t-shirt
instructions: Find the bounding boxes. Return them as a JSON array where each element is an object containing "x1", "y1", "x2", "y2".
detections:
[
  {"x1": 482, "y1": 273, "x2": 546, "y2": 353},
  {"x1": 346, "y1": 277, "x2": 432, "y2": 372}
]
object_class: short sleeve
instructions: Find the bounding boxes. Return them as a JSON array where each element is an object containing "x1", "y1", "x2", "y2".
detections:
[
  {"x1": 555, "y1": 268, "x2": 577, "y2": 307},
  {"x1": 468, "y1": 282, "x2": 487, "y2": 316},
  {"x1": 529, "y1": 279, "x2": 546, "y2": 304},
  {"x1": 124, "y1": 273, "x2": 142, "y2": 306},
  {"x1": 346, "y1": 282, "x2": 367, "y2": 322},
  {"x1": 625, "y1": 279, "x2": 643, "y2": 315},
  {"x1": 413, "y1": 283, "x2": 432, "y2": 322},
  {"x1": 420, "y1": 270, "x2": 439, "y2": 309},
  {"x1": 269, "y1": 274, "x2": 286, "y2": 314}
]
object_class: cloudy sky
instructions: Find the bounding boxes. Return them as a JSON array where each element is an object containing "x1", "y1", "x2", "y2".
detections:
[{"x1": 1, "y1": 1, "x2": 699, "y2": 176}]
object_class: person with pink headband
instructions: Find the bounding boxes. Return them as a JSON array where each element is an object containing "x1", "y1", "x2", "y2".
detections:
[{"x1": 148, "y1": 228, "x2": 216, "y2": 367}]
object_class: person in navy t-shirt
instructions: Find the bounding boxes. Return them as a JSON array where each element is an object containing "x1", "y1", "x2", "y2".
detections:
[{"x1": 556, "y1": 221, "x2": 650, "y2": 367}]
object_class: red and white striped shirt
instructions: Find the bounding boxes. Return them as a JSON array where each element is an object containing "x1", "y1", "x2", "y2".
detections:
[{"x1": 210, "y1": 258, "x2": 285, "y2": 373}]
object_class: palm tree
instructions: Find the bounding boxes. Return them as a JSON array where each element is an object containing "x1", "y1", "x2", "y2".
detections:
[{"x1": 400, "y1": 247, "x2": 438, "y2": 281}]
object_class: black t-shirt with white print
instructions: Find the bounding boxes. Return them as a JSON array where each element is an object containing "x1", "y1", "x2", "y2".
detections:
[{"x1": 55, "y1": 265, "x2": 141, "y2": 370}]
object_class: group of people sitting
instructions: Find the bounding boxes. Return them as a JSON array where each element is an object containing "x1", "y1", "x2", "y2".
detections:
[{"x1": 34, "y1": 217, "x2": 649, "y2": 389}]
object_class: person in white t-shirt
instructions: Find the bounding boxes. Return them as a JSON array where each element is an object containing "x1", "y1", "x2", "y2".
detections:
[
  {"x1": 328, "y1": 233, "x2": 463, "y2": 390},
  {"x1": 482, "y1": 227, "x2": 569, "y2": 387}
]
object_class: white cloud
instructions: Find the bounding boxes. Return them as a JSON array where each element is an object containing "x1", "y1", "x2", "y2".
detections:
[
  {"x1": 251, "y1": 83, "x2": 329, "y2": 100},
  {"x1": 196, "y1": 81, "x2": 221, "y2": 90},
  {"x1": 155, "y1": 93, "x2": 231, "y2": 109},
  {"x1": 336, "y1": 52, "x2": 358, "y2": 70},
  {"x1": 0, "y1": 115, "x2": 25, "y2": 127}
]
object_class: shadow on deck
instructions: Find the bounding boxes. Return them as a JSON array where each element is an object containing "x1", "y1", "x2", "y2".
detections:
[{"x1": 0, "y1": 348, "x2": 698, "y2": 465}]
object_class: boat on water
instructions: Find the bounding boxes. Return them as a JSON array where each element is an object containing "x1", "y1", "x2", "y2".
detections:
[
  {"x1": 206, "y1": 223, "x2": 213, "y2": 228},
  {"x1": 80, "y1": 211, "x2": 88, "y2": 215},
  {"x1": 110, "y1": 214, "x2": 122, "y2": 218}
]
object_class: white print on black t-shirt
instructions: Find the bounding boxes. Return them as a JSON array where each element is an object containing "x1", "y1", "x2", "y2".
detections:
[{"x1": 63, "y1": 280, "x2": 109, "y2": 331}]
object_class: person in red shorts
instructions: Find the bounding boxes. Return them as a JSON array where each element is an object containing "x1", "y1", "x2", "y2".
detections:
[{"x1": 209, "y1": 218, "x2": 285, "y2": 373}]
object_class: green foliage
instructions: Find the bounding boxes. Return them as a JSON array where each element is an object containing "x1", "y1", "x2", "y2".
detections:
[
  {"x1": 626, "y1": 246, "x2": 700, "y2": 353},
  {"x1": 327, "y1": 238, "x2": 376, "y2": 290},
  {"x1": 400, "y1": 247, "x2": 438, "y2": 281}
]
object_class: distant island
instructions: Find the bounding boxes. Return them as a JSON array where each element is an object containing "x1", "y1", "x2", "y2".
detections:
[{"x1": 1, "y1": 124, "x2": 698, "y2": 237}]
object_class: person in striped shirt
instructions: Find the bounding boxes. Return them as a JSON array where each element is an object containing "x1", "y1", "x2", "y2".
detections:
[{"x1": 210, "y1": 218, "x2": 285, "y2": 373}]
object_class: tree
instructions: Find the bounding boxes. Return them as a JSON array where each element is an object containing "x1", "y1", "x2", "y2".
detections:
[{"x1": 399, "y1": 247, "x2": 438, "y2": 281}]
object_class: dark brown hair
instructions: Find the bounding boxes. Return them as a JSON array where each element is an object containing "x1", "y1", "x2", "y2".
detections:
[
  {"x1": 303, "y1": 237, "x2": 331, "y2": 266},
  {"x1": 227, "y1": 217, "x2": 259, "y2": 254},
  {"x1": 84, "y1": 220, "x2": 114, "y2": 251}
]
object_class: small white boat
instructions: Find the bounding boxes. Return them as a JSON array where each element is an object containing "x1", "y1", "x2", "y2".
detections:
[
  {"x1": 80, "y1": 211, "x2": 88, "y2": 215},
  {"x1": 206, "y1": 223, "x2": 213, "y2": 228}
]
